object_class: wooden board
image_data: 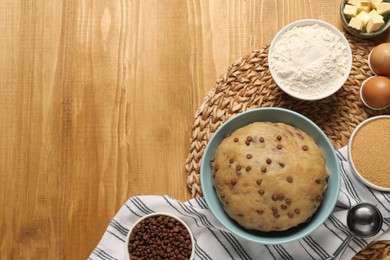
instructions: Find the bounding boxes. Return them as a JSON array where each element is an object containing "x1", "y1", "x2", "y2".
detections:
[{"x1": 0, "y1": 0, "x2": 389, "y2": 259}]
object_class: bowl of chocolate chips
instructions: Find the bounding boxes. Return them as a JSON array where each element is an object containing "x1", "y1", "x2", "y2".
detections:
[{"x1": 126, "y1": 212, "x2": 195, "y2": 260}]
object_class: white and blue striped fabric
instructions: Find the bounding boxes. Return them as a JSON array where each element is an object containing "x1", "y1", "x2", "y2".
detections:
[{"x1": 90, "y1": 146, "x2": 390, "y2": 260}]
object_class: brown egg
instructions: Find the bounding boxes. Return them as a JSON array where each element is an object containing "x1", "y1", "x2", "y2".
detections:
[
  {"x1": 361, "y1": 76, "x2": 390, "y2": 109},
  {"x1": 370, "y1": 43, "x2": 390, "y2": 76}
]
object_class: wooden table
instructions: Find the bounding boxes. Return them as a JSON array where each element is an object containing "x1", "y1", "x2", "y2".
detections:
[{"x1": 1, "y1": 0, "x2": 389, "y2": 259}]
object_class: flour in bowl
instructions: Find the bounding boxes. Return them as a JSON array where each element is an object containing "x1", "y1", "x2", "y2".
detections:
[{"x1": 269, "y1": 23, "x2": 349, "y2": 99}]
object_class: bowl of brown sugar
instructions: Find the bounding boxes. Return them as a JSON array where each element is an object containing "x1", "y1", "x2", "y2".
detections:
[{"x1": 348, "y1": 116, "x2": 390, "y2": 191}]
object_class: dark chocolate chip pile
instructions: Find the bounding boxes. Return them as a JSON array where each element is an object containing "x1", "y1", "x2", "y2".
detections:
[{"x1": 128, "y1": 215, "x2": 192, "y2": 260}]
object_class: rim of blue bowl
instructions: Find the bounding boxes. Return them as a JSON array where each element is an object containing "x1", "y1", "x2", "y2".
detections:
[{"x1": 200, "y1": 107, "x2": 341, "y2": 244}]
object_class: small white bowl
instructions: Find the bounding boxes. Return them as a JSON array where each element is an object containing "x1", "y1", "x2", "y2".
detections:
[
  {"x1": 348, "y1": 116, "x2": 390, "y2": 192},
  {"x1": 268, "y1": 19, "x2": 352, "y2": 101},
  {"x1": 367, "y1": 49, "x2": 377, "y2": 76},
  {"x1": 125, "y1": 212, "x2": 195, "y2": 260},
  {"x1": 360, "y1": 76, "x2": 390, "y2": 110}
]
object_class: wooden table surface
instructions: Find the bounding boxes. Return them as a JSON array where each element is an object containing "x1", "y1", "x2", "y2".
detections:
[{"x1": 1, "y1": 0, "x2": 389, "y2": 259}]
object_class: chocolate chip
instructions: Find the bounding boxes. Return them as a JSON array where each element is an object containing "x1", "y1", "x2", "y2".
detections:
[
  {"x1": 256, "y1": 179, "x2": 262, "y2": 185},
  {"x1": 266, "y1": 158, "x2": 272, "y2": 164},
  {"x1": 256, "y1": 209, "x2": 264, "y2": 214},
  {"x1": 246, "y1": 136, "x2": 252, "y2": 142},
  {"x1": 276, "y1": 135, "x2": 282, "y2": 141},
  {"x1": 237, "y1": 214, "x2": 244, "y2": 217},
  {"x1": 246, "y1": 166, "x2": 251, "y2": 172},
  {"x1": 285, "y1": 199, "x2": 292, "y2": 205},
  {"x1": 214, "y1": 166, "x2": 218, "y2": 172},
  {"x1": 316, "y1": 195, "x2": 323, "y2": 202},
  {"x1": 236, "y1": 171, "x2": 242, "y2": 176},
  {"x1": 278, "y1": 194, "x2": 285, "y2": 200},
  {"x1": 246, "y1": 153, "x2": 253, "y2": 159},
  {"x1": 258, "y1": 190, "x2": 265, "y2": 195},
  {"x1": 278, "y1": 162, "x2": 285, "y2": 168},
  {"x1": 302, "y1": 145, "x2": 308, "y2": 151},
  {"x1": 273, "y1": 213, "x2": 280, "y2": 218},
  {"x1": 315, "y1": 178, "x2": 321, "y2": 184},
  {"x1": 287, "y1": 176, "x2": 293, "y2": 183},
  {"x1": 271, "y1": 207, "x2": 278, "y2": 213},
  {"x1": 229, "y1": 158, "x2": 234, "y2": 164},
  {"x1": 261, "y1": 167, "x2": 267, "y2": 173},
  {"x1": 211, "y1": 158, "x2": 215, "y2": 163},
  {"x1": 281, "y1": 204, "x2": 287, "y2": 210},
  {"x1": 259, "y1": 137, "x2": 264, "y2": 142},
  {"x1": 236, "y1": 165, "x2": 241, "y2": 171},
  {"x1": 245, "y1": 140, "x2": 250, "y2": 146},
  {"x1": 288, "y1": 212, "x2": 294, "y2": 218},
  {"x1": 294, "y1": 208, "x2": 300, "y2": 214},
  {"x1": 234, "y1": 138, "x2": 239, "y2": 142},
  {"x1": 231, "y1": 179, "x2": 237, "y2": 185},
  {"x1": 272, "y1": 195, "x2": 278, "y2": 201},
  {"x1": 277, "y1": 144, "x2": 283, "y2": 150},
  {"x1": 220, "y1": 193, "x2": 225, "y2": 199}
]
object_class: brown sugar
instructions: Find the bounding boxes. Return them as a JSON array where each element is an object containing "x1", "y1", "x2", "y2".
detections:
[{"x1": 351, "y1": 118, "x2": 390, "y2": 188}]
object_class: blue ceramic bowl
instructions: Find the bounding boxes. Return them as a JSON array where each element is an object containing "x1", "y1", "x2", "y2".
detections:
[{"x1": 200, "y1": 107, "x2": 340, "y2": 244}]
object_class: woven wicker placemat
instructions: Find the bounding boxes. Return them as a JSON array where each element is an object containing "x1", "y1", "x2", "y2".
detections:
[{"x1": 351, "y1": 240, "x2": 390, "y2": 260}]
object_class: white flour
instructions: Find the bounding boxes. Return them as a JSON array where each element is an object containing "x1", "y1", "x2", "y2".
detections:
[{"x1": 269, "y1": 24, "x2": 349, "y2": 98}]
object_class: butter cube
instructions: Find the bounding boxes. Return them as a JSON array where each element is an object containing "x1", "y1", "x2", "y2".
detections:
[
  {"x1": 370, "y1": 0, "x2": 383, "y2": 9},
  {"x1": 357, "y1": 2, "x2": 371, "y2": 12},
  {"x1": 377, "y1": 2, "x2": 390, "y2": 15},
  {"x1": 366, "y1": 15, "x2": 385, "y2": 32},
  {"x1": 369, "y1": 9, "x2": 379, "y2": 17},
  {"x1": 348, "y1": 0, "x2": 359, "y2": 5},
  {"x1": 349, "y1": 17, "x2": 365, "y2": 30},
  {"x1": 356, "y1": 11, "x2": 371, "y2": 25},
  {"x1": 359, "y1": 0, "x2": 371, "y2": 6},
  {"x1": 344, "y1": 4, "x2": 359, "y2": 18}
]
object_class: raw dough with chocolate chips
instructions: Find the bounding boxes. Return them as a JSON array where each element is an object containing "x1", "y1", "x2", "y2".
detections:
[{"x1": 211, "y1": 122, "x2": 329, "y2": 232}]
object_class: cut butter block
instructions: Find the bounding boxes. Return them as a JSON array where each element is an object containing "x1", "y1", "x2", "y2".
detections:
[
  {"x1": 359, "y1": 0, "x2": 371, "y2": 6},
  {"x1": 377, "y1": 2, "x2": 390, "y2": 15},
  {"x1": 356, "y1": 11, "x2": 371, "y2": 25},
  {"x1": 349, "y1": 17, "x2": 365, "y2": 30},
  {"x1": 348, "y1": 0, "x2": 359, "y2": 5},
  {"x1": 369, "y1": 9, "x2": 379, "y2": 17},
  {"x1": 344, "y1": 4, "x2": 359, "y2": 18},
  {"x1": 357, "y1": 2, "x2": 371, "y2": 12},
  {"x1": 370, "y1": 0, "x2": 383, "y2": 9},
  {"x1": 366, "y1": 15, "x2": 385, "y2": 32}
]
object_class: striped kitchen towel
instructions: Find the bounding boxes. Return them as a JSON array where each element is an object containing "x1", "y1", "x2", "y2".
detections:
[{"x1": 89, "y1": 146, "x2": 390, "y2": 260}]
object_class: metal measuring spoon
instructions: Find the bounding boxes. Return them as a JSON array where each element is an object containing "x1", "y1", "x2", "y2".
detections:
[{"x1": 327, "y1": 203, "x2": 383, "y2": 260}]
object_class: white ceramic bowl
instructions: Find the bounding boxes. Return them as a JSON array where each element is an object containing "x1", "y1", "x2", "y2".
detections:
[
  {"x1": 360, "y1": 76, "x2": 390, "y2": 110},
  {"x1": 268, "y1": 19, "x2": 352, "y2": 101},
  {"x1": 125, "y1": 212, "x2": 195, "y2": 260},
  {"x1": 348, "y1": 115, "x2": 390, "y2": 192},
  {"x1": 368, "y1": 49, "x2": 377, "y2": 76}
]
